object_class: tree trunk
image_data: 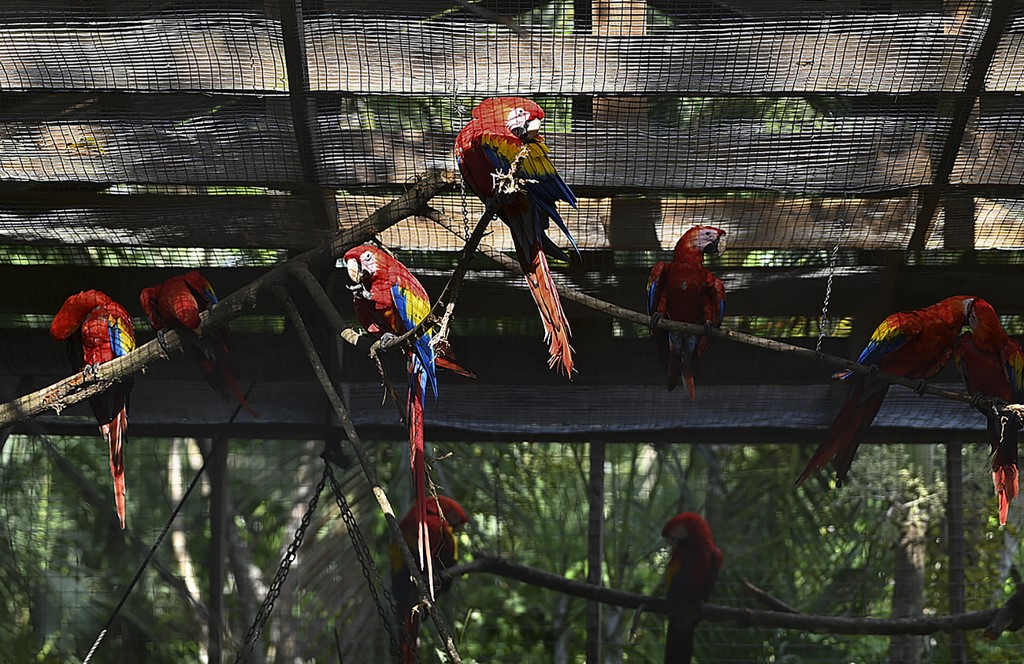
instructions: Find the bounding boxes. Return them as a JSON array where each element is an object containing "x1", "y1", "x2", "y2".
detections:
[
  {"x1": 586, "y1": 441, "x2": 606, "y2": 663},
  {"x1": 889, "y1": 446, "x2": 931, "y2": 664},
  {"x1": 889, "y1": 517, "x2": 926, "y2": 664}
]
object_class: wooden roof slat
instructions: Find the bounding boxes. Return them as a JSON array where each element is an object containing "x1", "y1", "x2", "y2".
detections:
[
  {"x1": 0, "y1": 13, "x2": 994, "y2": 94},
  {"x1": 0, "y1": 193, "x2": 329, "y2": 249}
]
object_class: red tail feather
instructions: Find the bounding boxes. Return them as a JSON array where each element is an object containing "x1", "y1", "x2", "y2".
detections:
[
  {"x1": 797, "y1": 384, "x2": 888, "y2": 486},
  {"x1": 524, "y1": 249, "x2": 574, "y2": 377},
  {"x1": 218, "y1": 353, "x2": 259, "y2": 417},
  {"x1": 399, "y1": 611, "x2": 421, "y2": 664},
  {"x1": 409, "y1": 374, "x2": 434, "y2": 598},
  {"x1": 101, "y1": 407, "x2": 128, "y2": 529},
  {"x1": 435, "y1": 355, "x2": 477, "y2": 379},
  {"x1": 994, "y1": 465, "x2": 1019, "y2": 526}
]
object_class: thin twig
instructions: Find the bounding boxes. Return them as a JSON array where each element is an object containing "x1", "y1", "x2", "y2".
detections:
[{"x1": 741, "y1": 579, "x2": 803, "y2": 614}]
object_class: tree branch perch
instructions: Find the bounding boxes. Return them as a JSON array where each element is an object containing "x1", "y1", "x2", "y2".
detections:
[{"x1": 448, "y1": 554, "x2": 1020, "y2": 637}]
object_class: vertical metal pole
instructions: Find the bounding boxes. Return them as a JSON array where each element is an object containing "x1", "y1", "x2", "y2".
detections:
[
  {"x1": 586, "y1": 441, "x2": 606, "y2": 663},
  {"x1": 208, "y1": 438, "x2": 229, "y2": 663},
  {"x1": 946, "y1": 442, "x2": 967, "y2": 664}
]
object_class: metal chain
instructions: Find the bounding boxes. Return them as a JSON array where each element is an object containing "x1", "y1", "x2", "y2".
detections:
[
  {"x1": 454, "y1": 87, "x2": 471, "y2": 239},
  {"x1": 816, "y1": 219, "x2": 846, "y2": 354},
  {"x1": 323, "y1": 458, "x2": 406, "y2": 660},
  {"x1": 235, "y1": 467, "x2": 327, "y2": 663}
]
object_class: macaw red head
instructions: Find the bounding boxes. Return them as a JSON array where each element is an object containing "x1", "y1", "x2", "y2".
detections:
[
  {"x1": 661, "y1": 511, "x2": 714, "y2": 548},
  {"x1": 471, "y1": 97, "x2": 545, "y2": 141},
  {"x1": 51, "y1": 289, "x2": 114, "y2": 340},
  {"x1": 967, "y1": 297, "x2": 1007, "y2": 347},
  {"x1": 432, "y1": 496, "x2": 469, "y2": 532},
  {"x1": 139, "y1": 285, "x2": 164, "y2": 330},
  {"x1": 343, "y1": 244, "x2": 388, "y2": 291},
  {"x1": 674, "y1": 225, "x2": 727, "y2": 261}
]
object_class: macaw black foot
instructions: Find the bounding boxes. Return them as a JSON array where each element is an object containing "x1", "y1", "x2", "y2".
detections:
[
  {"x1": 703, "y1": 320, "x2": 716, "y2": 338},
  {"x1": 914, "y1": 379, "x2": 928, "y2": 396},
  {"x1": 156, "y1": 329, "x2": 172, "y2": 355},
  {"x1": 649, "y1": 312, "x2": 662, "y2": 332},
  {"x1": 378, "y1": 332, "x2": 400, "y2": 351}
]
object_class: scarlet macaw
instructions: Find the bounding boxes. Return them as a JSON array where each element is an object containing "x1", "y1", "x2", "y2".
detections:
[
  {"x1": 661, "y1": 512, "x2": 722, "y2": 664},
  {"x1": 647, "y1": 226, "x2": 727, "y2": 399},
  {"x1": 50, "y1": 290, "x2": 136, "y2": 528},
  {"x1": 955, "y1": 298, "x2": 1024, "y2": 525},
  {"x1": 389, "y1": 496, "x2": 468, "y2": 664},
  {"x1": 345, "y1": 244, "x2": 473, "y2": 598},
  {"x1": 797, "y1": 295, "x2": 976, "y2": 486},
  {"x1": 139, "y1": 271, "x2": 257, "y2": 417},
  {"x1": 455, "y1": 96, "x2": 579, "y2": 377}
]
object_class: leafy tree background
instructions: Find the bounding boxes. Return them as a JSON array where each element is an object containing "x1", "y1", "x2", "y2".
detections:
[{"x1": 3, "y1": 433, "x2": 1024, "y2": 663}]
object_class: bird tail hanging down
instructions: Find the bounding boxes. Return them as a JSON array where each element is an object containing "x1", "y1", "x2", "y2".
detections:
[
  {"x1": 408, "y1": 366, "x2": 435, "y2": 599},
  {"x1": 992, "y1": 412, "x2": 1020, "y2": 526},
  {"x1": 663, "y1": 611, "x2": 697, "y2": 664},
  {"x1": 100, "y1": 406, "x2": 128, "y2": 529},
  {"x1": 797, "y1": 383, "x2": 888, "y2": 486},
  {"x1": 195, "y1": 337, "x2": 260, "y2": 418},
  {"x1": 399, "y1": 610, "x2": 422, "y2": 664},
  {"x1": 523, "y1": 245, "x2": 574, "y2": 377},
  {"x1": 434, "y1": 354, "x2": 477, "y2": 380},
  {"x1": 663, "y1": 332, "x2": 700, "y2": 400}
]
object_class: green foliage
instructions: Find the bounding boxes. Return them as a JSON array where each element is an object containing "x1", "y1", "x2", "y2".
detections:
[{"x1": 7, "y1": 434, "x2": 1024, "y2": 661}]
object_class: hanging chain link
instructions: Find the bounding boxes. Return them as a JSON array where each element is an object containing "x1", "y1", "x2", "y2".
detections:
[
  {"x1": 323, "y1": 458, "x2": 406, "y2": 660},
  {"x1": 235, "y1": 467, "x2": 327, "y2": 663},
  {"x1": 816, "y1": 219, "x2": 846, "y2": 354},
  {"x1": 454, "y1": 86, "x2": 471, "y2": 239}
]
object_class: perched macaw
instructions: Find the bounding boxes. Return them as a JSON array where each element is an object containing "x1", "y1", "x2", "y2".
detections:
[
  {"x1": 661, "y1": 512, "x2": 722, "y2": 664},
  {"x1": 50, "y1": 290, "x2": 136, "y2": 529},
  {"x1": 797, "y1": 295, "x2": 976, "y2": 486},
  {"x1": 139, "y1": 271, "x2": 257, "y2": 417},
  {"x1": 389, "y1": 496, "x2": 468, "y2": 664},
  {"x1": 955, "y1": 298, "x2": 1024, "y2": 525},
  {"x1": 455, "y1": 96, "x2": 579, "y2": 377},
  {"x1": 345, "y1": 245, "x2": 473, "y2": 598},
  {"x1": 647, "y1": 226, "x2": 727, "y2": 399}
]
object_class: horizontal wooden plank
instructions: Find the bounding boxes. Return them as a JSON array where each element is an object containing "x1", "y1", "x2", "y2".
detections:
[
  {"x1": 311, "y1": 14, "x2": 980, "y2": 95},
  {"x1": 0, "y1": 115, "x2": 947, "y2": 191},
  {"x1": 953, "y1": 102, "x2": 1024, "y2": 186},
  {"x1": 0, "y1": 189, "x2": 1019, "y2": 252},
  {"x1": 0, "y1": 13, "x2": 984, "y2": 94},
  {"x1": 1, "y1": 255, "x2": 1022, "y2": 340},
  {"x1": 4, "y1": 93, "x2": 1024, "y2": 197},
  {"x1": 318, "y1": 120, "x2": 946, "y2": 193},
  {"x1": 0, "y1": 193, "x2": 331, "y2": 249},
  {"x1": 1, "y1": 376, "x2": 996, "y2": 444}
]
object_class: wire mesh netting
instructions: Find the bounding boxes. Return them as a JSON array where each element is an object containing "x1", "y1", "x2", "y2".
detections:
[{"x1": 2, "y1": 0, "x2": 1024, "y2": 662}]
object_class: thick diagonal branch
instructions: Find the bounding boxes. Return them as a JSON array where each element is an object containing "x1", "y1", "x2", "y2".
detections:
[
  {"x1": 0, "y1": 170, "x2": 456, "y2": 429},
  {"x1": 270, "y1": 285, "x2": 462, "y2": 664}
]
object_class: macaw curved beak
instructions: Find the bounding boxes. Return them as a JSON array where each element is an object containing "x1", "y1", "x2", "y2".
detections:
[
  {"x1": 511, "y1": 117, "x2": 542, "y2": 141},
  {"x1": 703, "y1": 234, "x2": 725, "y2": 257},
  {"x1": 345, "y1": 258, "x2": 362, "y2": 284},
  {"x1": 964, "y1": 297, "x2": 976, "y2": 320}
]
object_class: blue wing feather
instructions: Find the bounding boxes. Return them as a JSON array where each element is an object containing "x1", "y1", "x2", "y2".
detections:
[{"x1": 391, "y1": 284, "x2": 438, "y2": 401}]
